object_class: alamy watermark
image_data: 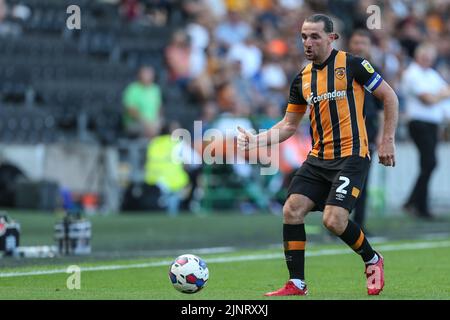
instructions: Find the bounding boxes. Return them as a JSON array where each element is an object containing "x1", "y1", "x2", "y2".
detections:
[
  {"x1": 66, "y1": 5, "x2": 81, "y2": 30},
  {"x1": 366, "y1": 264, "x2": 382, "y2": 290},
  {"x1": 66, "y1": 265, "x2": 81, "y2": 290},
  {"x1": 171, "y1": 121, "x2": 280, "y2": 176},
  {"x1": 366, "y1": 5, "x2": 381, "y2": 30}
]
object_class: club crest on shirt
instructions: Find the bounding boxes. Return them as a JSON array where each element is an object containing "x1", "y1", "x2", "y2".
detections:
[
  {"x1": 335, "y1": 67, "x2": 346, "y2": 80},
  {"x1": 361, "y1": 60, "x2": 375, "y2": 73}
]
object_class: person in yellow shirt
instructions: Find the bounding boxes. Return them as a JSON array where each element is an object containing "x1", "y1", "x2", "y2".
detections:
[{"x1": 145, "y1": 121, "x2": 201, "y2": 215}]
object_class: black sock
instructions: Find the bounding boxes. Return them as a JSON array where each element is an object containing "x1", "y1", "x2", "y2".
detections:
[
  {"x1": 338, "y1": 220, "x2": 375, "y2": 263},
  {"x1": 283, "y1": 224, "x2": 306, "y2": 280}
]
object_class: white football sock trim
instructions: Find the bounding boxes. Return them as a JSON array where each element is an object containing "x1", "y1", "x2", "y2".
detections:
[{"x1": 290, "y1": 279, "x2": 306, "y2": 289}]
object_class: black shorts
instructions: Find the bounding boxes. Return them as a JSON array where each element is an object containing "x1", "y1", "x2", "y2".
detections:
[{"x1": 287, "y1": 155, "x2": 370, "y2": 212}]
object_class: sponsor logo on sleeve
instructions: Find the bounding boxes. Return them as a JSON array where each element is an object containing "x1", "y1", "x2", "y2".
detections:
[{"x1": 361, "y1": 60, "x2": 375, "y2": 73}]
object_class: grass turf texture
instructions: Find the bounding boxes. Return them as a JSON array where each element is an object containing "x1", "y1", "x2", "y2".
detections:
[
  {"x1": 0, "y1": 238, "x2": 449, "y2": 300},
  {"x1": 0, "y1": 211, "x2": 449, "y2": 299},
  {"x1": 3, "y1": 211, "x2": 450, "y2": 254}
]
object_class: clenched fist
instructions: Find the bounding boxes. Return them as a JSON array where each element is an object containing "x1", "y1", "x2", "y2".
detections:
[{"x1": 378, "y1": 139, "x2": 396, "y2": 167}]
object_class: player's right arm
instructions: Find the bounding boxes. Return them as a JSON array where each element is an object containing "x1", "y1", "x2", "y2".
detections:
[
  {"x1": 237, "y1": 111, "x2": 305, "y2": 150},
  {"x1": 237, "y1": 73, "x2": 307, "y2": 151}
]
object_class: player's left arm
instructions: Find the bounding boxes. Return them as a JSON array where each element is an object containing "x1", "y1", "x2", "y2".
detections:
[
  {"x1": 350, "y1": 55, "x2": 399, "y2": 167},
  {"x1": 372, "y1": 80, "x2": 399, "y2": 167}
]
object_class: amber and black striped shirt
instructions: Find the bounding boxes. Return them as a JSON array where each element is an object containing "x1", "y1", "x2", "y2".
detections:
[{"x1": 287, "y1": 49, "x2": 383, "y2": 160}]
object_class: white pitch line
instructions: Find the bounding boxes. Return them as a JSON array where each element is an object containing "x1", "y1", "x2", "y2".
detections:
[{"x1": 1, "y1": 240, "x2": 449, "y2": 278}]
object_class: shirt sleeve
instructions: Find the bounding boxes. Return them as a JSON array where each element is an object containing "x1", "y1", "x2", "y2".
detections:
[
  {"x1": 123, "y1": 84, "x2": 138, "y2": 109},
  {"x1": 401, "y1": 69, "x2": 423, "y2": 96},
  {"x1": 433, "y1": 70, "x2": 448, "y2": 88},
  {"x1": 286, "y1": 73, "x2": 307, "y2": 113},
  {"x1": 349, "y1": 55, "x2": 384, "y2": 93}
]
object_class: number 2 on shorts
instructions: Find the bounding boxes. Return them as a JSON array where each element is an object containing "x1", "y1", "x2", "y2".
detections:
[{"x1": 336, "y1": 176, "x2": 350, "y2": 194}]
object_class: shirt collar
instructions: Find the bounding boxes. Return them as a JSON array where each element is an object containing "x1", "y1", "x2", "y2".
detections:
[{"x1": 313, "y1": 49, "x2": 338, "y2": 70}]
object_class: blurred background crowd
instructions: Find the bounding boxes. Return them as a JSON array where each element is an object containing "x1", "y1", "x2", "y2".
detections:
[{"x1": 0, "y1": 0, "x2": 449, "y2": 217}]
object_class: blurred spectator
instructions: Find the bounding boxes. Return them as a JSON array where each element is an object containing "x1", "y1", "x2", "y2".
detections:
[
  {"x1": 165, "y1": 30, "x2": 192, "y2": 88},
  {"x1": 212, "y1": 82, "x2": 252, "y2": 168},
  {"x1": 203, "y1": 0, "x2": 227, "y2": 20},
  {"x1": 0, "y1": 0, "x2": 23, "y2": 37},
  {"x1": 200, "y1": 100, "x2": 219, "y2": 133},
  {"x1": 258, "y1": 50, "x2": 289, "y2": 106},
  {"x1": 279, "y1": 123, "x2": 311, "y2": 188},
  {"x1": 9, "y1": 1, "x2": 30, "y2": 21},
  {"x1": 227, "y1": 60, "x2": 264, "y2": 110},
  {"x1": 145, "y1": 121, "x2": 201, "y2": 215},
  {"x1": 187, "y1": 15, "x2": 210, "y2": 52},
  {"x1": 260, "y1": 57, "x2": 287, "y2": 91},
  {"x1": 119, "y1": 0, "x2": 177, "y2": 26},
  {"x1": 370, "y1": 32, "x2": 402, "y2": 90},
  {"x1": 213, "y1": 82, "x2": 253, "y2": 135},
  {"x1": 211, "y1": 82, "x2": 280, "y2": 213},
  {"x1": 214, "y1": 10, "x2": 251, "y2": 50},
  {"x1": 278, "y1": 0, "x2": 305, "y2": 11},
  {"x1": 186, "y1": 15, "x2": 210, "y2": 78},
  {"x1": 348, "y1": 29, "x2": 384, "y2": 233},
  {"x1": 227, "y1": 35, "x2": 263, "y2": 79},
  {"x1": 119, "y1": 0, "x2": 144, "y2": 22},
  {"x1": 265, "y1": 38, "x2": 289, "y2": 58},
  {"x1": 257, "y1": 101, "x2": 282, "y2": 130},
  {"x1": 396, "y1": 15, "x2": 425, "y2": 58},
  {"x1": 224, "y1": 0, "x2": 250, "y2": 13},
  {"x1": 188, "y1": 40, "x2": 222, "y2": 103},
  {"x1": 122, "y1": 65, "x2": 162, "y2": 139},
  {"x1": 401, "y1": 42, "x2": 450, "y2": 220},
  {"x1": 181, "y1": 0, "x2": 206, "y2": 18},
  {"x1": 146, "y1": 0, "x2": 173, "y2": 26}
]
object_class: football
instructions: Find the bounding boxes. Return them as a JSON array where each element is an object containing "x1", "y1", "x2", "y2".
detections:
[{"x1": 169, "y1": 254, "x2": 209, "y2": 293}]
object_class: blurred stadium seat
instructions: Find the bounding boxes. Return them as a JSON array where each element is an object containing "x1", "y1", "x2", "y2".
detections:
[{"x1": 0, "y1": 0, "x2": 187, "y2": 145}]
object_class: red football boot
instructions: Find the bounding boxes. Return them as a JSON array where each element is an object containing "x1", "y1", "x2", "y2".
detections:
[
  {"x1": 365, "y1": 252, "x2": 385, "y2": 295},
  {"x1": 264, "y1": 281, "x2": 308, "y2": 297}
]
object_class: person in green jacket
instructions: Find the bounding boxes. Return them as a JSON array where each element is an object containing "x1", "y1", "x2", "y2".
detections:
[{"x1": 123, "y1": 65, "x2": 162, "y2": 138}]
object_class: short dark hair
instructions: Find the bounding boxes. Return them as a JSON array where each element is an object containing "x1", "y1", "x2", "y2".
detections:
[
  {"x1": 305, "y1": 14, "x2": 334, "y2": 33},
  {"x1": 304, "y1": 14, "x2": 339, "y2": 39}
]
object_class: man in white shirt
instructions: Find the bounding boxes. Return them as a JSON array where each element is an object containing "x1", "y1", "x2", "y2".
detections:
[
  {"x1": 227, "y1": 35, "x2": 263, "y2": 79},
  {"x1": 401, "y1": 42, "x2": 450, "y2": 219}
]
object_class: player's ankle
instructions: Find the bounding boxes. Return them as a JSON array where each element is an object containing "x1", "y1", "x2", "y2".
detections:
[
  {"x1": 290, "y1": 278, "x2": 306, "y2": 289},
  {"x1": 364, "y1": 252, "x2": 379, "y2": 265}
]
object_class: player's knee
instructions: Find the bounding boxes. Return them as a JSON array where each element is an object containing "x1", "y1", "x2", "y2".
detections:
[
  {"x1": 322, "y1": 213, "x2": 336, "y2": 231},
  {"x1": 283, "y1": 198, "x2": 308, "y2": 223},
  {"x1": 322, "y1": 208, "x2": 345, "y2": 234}
]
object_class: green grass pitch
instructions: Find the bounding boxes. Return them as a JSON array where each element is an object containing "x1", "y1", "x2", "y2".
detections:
[{"x1": 0, "y1": 238, "x2": 449, "y2": 300}]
